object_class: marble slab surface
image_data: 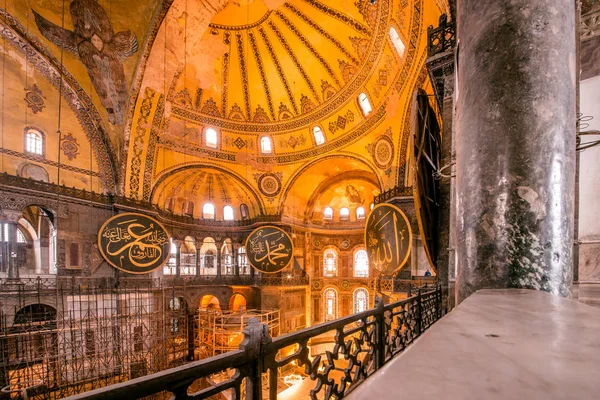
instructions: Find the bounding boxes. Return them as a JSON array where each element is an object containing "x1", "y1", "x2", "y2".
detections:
[{"x1": 346, "y1": 289, "x2": 600, "y2": 400}]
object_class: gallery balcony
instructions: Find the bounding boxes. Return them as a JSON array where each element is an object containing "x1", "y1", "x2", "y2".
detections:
[{"x1": 60, "y1": 287, "x2": 600, "y2": 400}]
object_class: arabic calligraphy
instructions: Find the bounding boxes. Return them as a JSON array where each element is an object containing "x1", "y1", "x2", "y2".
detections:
[
  {"x1": 246, "y1": 226, "x2": 294, "y2": 274},
  {"x1": 364, "y1": 204, "x2": 412, "y2": 275},
  {"x1": 98, "y1": 213, "x2": 170, "y2": 274}
]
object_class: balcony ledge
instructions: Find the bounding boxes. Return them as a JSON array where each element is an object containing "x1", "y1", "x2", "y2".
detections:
[{"x1": 347, "y1": 289, "x2": 600, "y2": 400}]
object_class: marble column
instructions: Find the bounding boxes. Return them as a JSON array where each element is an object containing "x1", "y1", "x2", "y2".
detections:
[
  {"x1": 6, "y1": 222, "x2": 19, "y2": 280},
  {"x1": 233, "y1": 247, "x2": 240, "y2": 277},
  {"x1": 455, "y1": 0, "x2": 576, "y2": 303},
  {"x1": 216, "y1": 245, "x2": 222, "y2": 277},
  {"x1": 175, "y1": 241, "x2": 181, "y2": 278},
  {"x1": 195, "y1": 247, "x2": 201, "y2": 277}
]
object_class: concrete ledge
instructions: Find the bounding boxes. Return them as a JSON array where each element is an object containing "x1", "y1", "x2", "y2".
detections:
[{"x1": 347, "y1": 289, "x2": 600, "y2": 400}]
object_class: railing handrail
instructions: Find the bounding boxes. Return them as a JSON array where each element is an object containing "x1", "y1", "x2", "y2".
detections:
[{"x1": 62, "y1": 286, "x2": 443, "y2": 400}]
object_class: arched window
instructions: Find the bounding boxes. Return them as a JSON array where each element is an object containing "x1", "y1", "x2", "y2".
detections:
[
  {"x1": 183, "y1": 201, "x2": 194, "y2": 217},
  {"x1": 370, "y1": 202, "x2": 375, "y2": 210},
  {"x1": 354, "y1": 288, "x2": 369, "y2": 313},
  {"x1": 313, "y1": 126, "x2": 325, "y2": 145},
  {"x1": 203, "y1": 203, "x2": 215, "y2": 219},
  {"x1": 323, "y1": 248, "x2": 338, "y2": 277},
  {"x1": 223, "y1": 205, "x2": 234, "y2": 221},
  {"x1": 260, "y1": 136, "x2": 272, "y2": 154},
  {"x1": 222, "y1": 241, "x2": 233, "y2": 275},
  {"x1": 323, "y1": 206, "x2": 333, "y2": 220},
  {"x1": 240, "y1": 204, "x2": 249, "y2": 219},
  {"x1": 205, "y1": 128, "x2": 218, "y2": 149},
  {"x1": 358, "y1": 92, "x2": 372, "y2": 116},
  {"x1": 25, "y1": 129, "x2": 44, "y2": 155},
  {"x1": 324, "y1": 288, "x2": 338, "y2": 321},
  {"x1": 340, "y1": 207, "x2": 350, "y2": 221},
  {"x1": 238, "y1": 247, "x2": 250, "y2": 275},
  {"x1": 389, "y1": 27, "x2": 405, "y2": 57},
  {"x1": 356, "y1": 206, "x2": 366, "y2": 220},
  {"x1": 353, "y1": 249, "x2": 369, "y2": 277},
  {"x1": 1, "y1": 224, "x2": 26, "y2": 243}
]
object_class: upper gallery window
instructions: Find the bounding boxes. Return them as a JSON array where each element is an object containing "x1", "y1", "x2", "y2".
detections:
[
  {"x1": 323, "y1": 248, "x2": 338, "y2": 277},
  {"x1": 323, "y1": 207, "x2": 333, "y2": 220},
  {"x1": 358, "y1": 92, "x2": 372, "y2": 116},
  {"x1": 340, "y1": 207, "x2": 350, "y2": 221},
  {"x1": 203, "y1": 203, "x2": 215, "y2": 219},
  {"x1": 25, "y1": 129, "x2": 44, "y2": 156},
  {"x1": 389, "y1": 27, "x2": 406, "y2": 57},
  {"x1": 324, "y1": 288, "x2": 338, "y2": 321},
  {"x1": 1, "y1": 224, "x2": 26, "y2": 243},
  {"x1": 313, "y1": 126, "x2": 325, "y2": 145},
  {"x1": 354, "y1": 288, "x2": 369, "y2": 313},
  {"x1": 260, "y1": 136, "x2": 272, "y2": 154},
  {"x1": 353, "y1": 249, "x2": 369, "y2": 278},
  {"x1": 223, "y1": 205, "x2": 234, "y2": 221},
  {"x1": 356, "y1": 206, "x2": 366, "y2": 220},
  {"x1": 205, "y1": 128, "x2": 218, "y2": 149}
]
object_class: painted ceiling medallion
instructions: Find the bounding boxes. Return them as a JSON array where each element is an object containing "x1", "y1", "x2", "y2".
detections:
[
  {"x1": 257, "y1": 172, "x2": 282, "y2": 197},
  {"x1": 60, "y1": 133, "x2": 80, "y2": 161},
  {"x1": 368, "y1": 129, "x2": 395, "y2": 170},
  {"x1": 24, "y1": 84, "x2": 46, "y2": 114}
]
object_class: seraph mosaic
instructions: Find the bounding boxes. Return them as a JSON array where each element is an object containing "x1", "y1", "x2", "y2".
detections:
[{"x1": 33, "y1": 0, "x2": 138, "y2": 125}]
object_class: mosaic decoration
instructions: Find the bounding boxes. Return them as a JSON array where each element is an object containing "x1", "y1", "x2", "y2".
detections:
[
  {"x1": 1, "y1": 9, "x2": 116, "y2": 190},
  {"x1": 365, "y1": 203, "x2": 412, "y2": 275},
  {"x1": 246, "y1": 226, "x2": 293, "y2": 274},
  {"x1": 33, "y1": 1, "x2": 138, "y2": 125},
  {"x1": 257, "y1": 172, "x2": 282, "y2": 197},
  {"x1": 60, "y1": 133, "x2": 80, "y2": 161},
  {"x1": 173, "y1": 88, "x2": 193, "y2": 108},
  {"x1": 129, "y1": 87, "x2": 155, "y2": 199},
  {"x1": 24, "y1": 84, "x2": 46, "y2": 114},
  {"x1": 370, "y1": 131, "x2": 395, "y2": 170},
  {"x1": 98, "y1": 213, "x2": 170, "y2": 275},
  {"x1": 234, "y1": 137, "x2": 246, "y2": 150},
  {"x1": 249, "y1": 32, "x2": 275, "y2": 120},
  {"x1": 278, "y1": 134, "x2": 307, "y2": 150},
  {"x1": 341, "y1": 239, "x2": 350, "y2": 249}
]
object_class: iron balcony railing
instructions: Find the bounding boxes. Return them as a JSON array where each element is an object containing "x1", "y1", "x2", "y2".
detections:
[
  {"x1": 63, "y1": 286, "x2": 443, "y2": 400},
  {"x1": 427, "y1": 14, "x2": 456, "y2": 57}
]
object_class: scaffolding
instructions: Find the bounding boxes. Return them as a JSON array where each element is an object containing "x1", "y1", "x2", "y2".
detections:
[
  {"x1": 0, "y1": 282, "x2": 189, "y2": 399},
  {"x1": 195, "y1": 309, "x2": 280, "y2": 359}
]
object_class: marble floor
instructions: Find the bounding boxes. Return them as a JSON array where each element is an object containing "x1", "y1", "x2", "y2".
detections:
[{"x1": 346, "y1": 289, "x2": 600, "y2": 400}]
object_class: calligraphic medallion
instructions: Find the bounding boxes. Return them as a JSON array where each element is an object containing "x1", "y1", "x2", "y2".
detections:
[
  {"x1": 97, "y1": 213, "x2": 170, "y2": 274},
  {"x1": 364, "y1": 204, "x2": 412, "y2": 275},
  {"x1": 245, "y1": 226, "x2": 294, "y2": 274}
]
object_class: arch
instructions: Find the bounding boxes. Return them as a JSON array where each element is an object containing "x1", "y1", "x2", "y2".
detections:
[
  {"x1": 353, "y1": 248, "x2": 369, "y2": 278},
  {"x1": 14, "y1": 304, "x2": 56, "y2": 325},
  {"x1": 200, "y1": 237, "x2": 217, "y2": 275},
  {"x1": 279, "y1": 154, "x2": 383, "y2": 216},
  {"x1": 180, "y1": 236, "x2": 196, "y2": 275},
  {"x1": 199, "y1": 294, "x2": 221, "y2": 312},
  {"x1": 18, "y1": 163, "x2": 49, "y2": 182},
  {"x1": 228, "y1": 293, "x2": 247, "y2": 312},
  {"x1": 221, "y1": 239, "x2": 234, "y2": 275},
  {"x1": 353, "y1": 288, "x2": 369, "y2": 313},
  {"x1": 323, "y1": 288, "x2": 338, "y2": 321},
  {"x1": 150, "y1": 163, "x2": 266, "y2": 215}
]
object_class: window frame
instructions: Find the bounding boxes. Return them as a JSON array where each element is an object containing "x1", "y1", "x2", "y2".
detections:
[
  {"x1": 202, "y1": 203, "x2": 216, "y2": 220},
  {"x1": 312, "y1": 126, "x2": 325, "y2": 146},
  {"x1": 323, "y1": 206, "x2": 333, "y2": 220},
  {"x1": 24, "y1": 128, "x2": 45, "y2": 157},
  {"x1": 260, "y1": 136, "x2": 273, "y2": 154},
  {"x1": 353, "y1": 288, "x2": 369, "y2": 314},
  {"x1": 340, "y1": 207, "x2": 350, "y2": 221},
  {"x1": 323, "y1": 288, "x2": 338, "y2": 321},
  {"x1": 205, "y1": 128, "x2": 219, "y2": 149},
  {"x1": 356, "y1": 206, "x2": 366, "y2": 220},
  {"x1": 358, "y1": 92, "x2": 372, "y2": 116},
  {"x1": 389, "y1": 26, "x2": 406, "y2": 57},
  {"x1": 223, "y1": 205, "x2": 234, "y2": 221},
  {"x1": 323, "y1": 248, "x2": 338, "y2": 277},
  {"x1": 353, "y1": 249, "x2": 369, "y2": 278}
]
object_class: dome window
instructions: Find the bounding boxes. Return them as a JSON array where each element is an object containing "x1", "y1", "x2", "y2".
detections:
[
  {"x1": 313, "y1": 126, "x2": 325, "y2": 146},
  {"x1": 389, "y1": 27, "x2": 406, "y2": 57},
  {"x1": 324, "y1": 207, "x2": 333, "y2": 220},
  {"x1": 356, "y1": 206, "x2": 366, "y2": 220},
  {"x1": 358, "y1": 93, "x2": 372, "y2": 116},
  {"x1": 260, "y1": 136, "x2": 272, "y2": 154},
  {"x1": 223, "y1": 205, "x2": 234, "y2": 221},
  {"x1": 203, "y1": 203, "x2": 215, "y2": 219},
  {"x1": 205, "y1": 128, "x2": 218, "y2": 149},
  {"x1": 340, "y1": 207, "x2": 350, "y2": 221}
]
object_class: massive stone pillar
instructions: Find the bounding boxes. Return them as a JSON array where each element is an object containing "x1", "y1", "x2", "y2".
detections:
[
  {"x1": 455, "y1": 0, "x2": 576, "y2": 303},
  {"x1": 7, "y1": 222, "x2": 19, "y2": 279}
]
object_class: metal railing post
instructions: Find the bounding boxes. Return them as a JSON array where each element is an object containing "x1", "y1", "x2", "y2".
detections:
[
  {"x1": 239, "y1": 318, "x2": 270, "y2": 400},
  {"x1": 374, "y1": 295, "x2": 385, "y2": 369},
  {"x1": 416, "y1": 289, "x2": 422, "y2": 337}
]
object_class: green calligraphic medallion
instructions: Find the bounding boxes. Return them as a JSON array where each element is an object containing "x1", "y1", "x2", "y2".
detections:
[
  {"x1": 364, "y1": 204, "x2": 412, "y2": 275},
  {"x1": 246, "y1": 226, "x2": 294, "y2": 274},
  {"x1": 98, "y1": 213, "x2": 170, "y2": 274}
]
